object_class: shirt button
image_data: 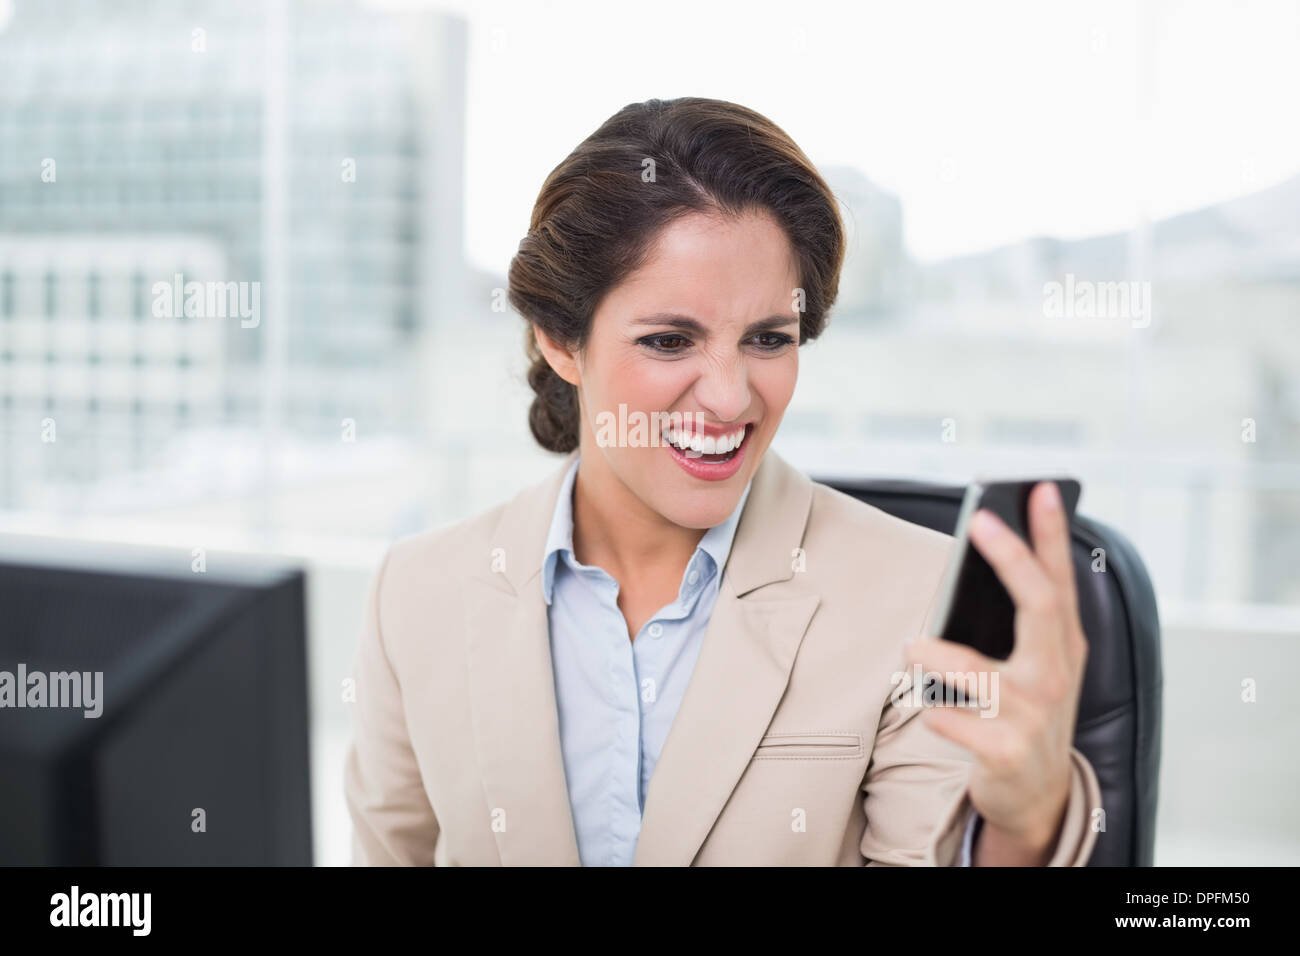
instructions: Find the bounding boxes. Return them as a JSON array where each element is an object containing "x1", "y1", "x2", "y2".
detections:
[
  {"x1": 647, "y1": 622, "x2": 664, "y2": 638},
  {"x1": 687, "y1": 570, "x2": 699, "y2": 586}
]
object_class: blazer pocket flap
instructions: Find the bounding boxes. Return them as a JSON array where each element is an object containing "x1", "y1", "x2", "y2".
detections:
[{"x1": 753, "y1": 732, "x2": 863, "y2": 759}]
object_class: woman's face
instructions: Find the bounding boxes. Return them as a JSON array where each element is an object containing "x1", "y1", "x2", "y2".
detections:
[{"x1": 561, "y1": 208, "x2": 802, "y2": 530}]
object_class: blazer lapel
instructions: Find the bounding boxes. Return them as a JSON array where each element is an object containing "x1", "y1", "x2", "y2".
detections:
[
  {"x1": 465, "y1": 450, "x2": 582, "y2": 865},
  {"x1": 633, "y1": 449, "x2": 819, "y2": 866}
]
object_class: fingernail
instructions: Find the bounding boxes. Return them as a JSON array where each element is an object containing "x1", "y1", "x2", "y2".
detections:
[{"x1": 1043, "y1": 482, "x2": 1062, "y2": 511}]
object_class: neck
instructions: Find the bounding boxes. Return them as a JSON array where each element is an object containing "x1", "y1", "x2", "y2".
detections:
[{"x1": 570, "y1": 451, "x2": 704, "y2": 585}]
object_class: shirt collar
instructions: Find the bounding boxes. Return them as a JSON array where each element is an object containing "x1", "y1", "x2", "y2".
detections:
[{"x1": 541, "y1": 456, "x2": 753, "y2": 606}]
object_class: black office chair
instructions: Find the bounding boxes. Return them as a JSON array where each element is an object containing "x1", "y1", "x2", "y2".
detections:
[{"x1": 815, "y1": 475, "x2": 1163, "y2": 866}]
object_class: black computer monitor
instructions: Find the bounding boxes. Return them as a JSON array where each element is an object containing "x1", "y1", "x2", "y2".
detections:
[{"x1": 0, "y1": 536, "x2": 312, "y2": 865}]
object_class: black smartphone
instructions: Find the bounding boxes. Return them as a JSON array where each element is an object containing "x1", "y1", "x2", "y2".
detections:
[{"x1": 921, "y1": 478, "x2": 1081, "y2": 660}]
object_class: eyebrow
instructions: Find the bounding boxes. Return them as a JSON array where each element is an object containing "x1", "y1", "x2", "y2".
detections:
[{"x1": 632, "y1": 313, "x2": 799, "y2": 335}]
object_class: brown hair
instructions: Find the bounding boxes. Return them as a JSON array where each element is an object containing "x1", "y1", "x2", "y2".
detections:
[{"x1": 508, "y1": 97, "x2": 846, "y2": 453}]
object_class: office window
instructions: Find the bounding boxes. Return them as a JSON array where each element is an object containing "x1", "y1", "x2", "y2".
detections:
[
  {"x1": 131, "y1": 271, "x2": 146, "y2": 321},
  {"x1": 87, "y1": 272, "x2": 101, "y2": 319}
]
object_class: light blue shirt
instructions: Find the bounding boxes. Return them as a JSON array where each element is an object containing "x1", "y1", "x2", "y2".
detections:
[
  {"x1": 541, "y1": 456, "x2": 751, "y2": 866},
  {"x1": 541, "y1": 455, "x2": 980, "y2": 866}
]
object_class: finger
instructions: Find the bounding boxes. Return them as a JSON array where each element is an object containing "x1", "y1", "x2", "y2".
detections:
[
  {"x1": 968, "y1": 507, "x2": 1059, "y2": 636},
  {"x1": 1028, "y1": 482, "x2": 1079, "y2": 623},
  {"x1": 906, "y1": 636, "x2": 1000, "y2": 679},
  {"x1": 906, "y1": 637, "x2": 1005, "y2": 710},
  {"x1": 907, "y1": 636, "x2": 1034, "y2": 710},
  {"x1": 919, "y1": 705, "x2": 1006, "y2": 757}
]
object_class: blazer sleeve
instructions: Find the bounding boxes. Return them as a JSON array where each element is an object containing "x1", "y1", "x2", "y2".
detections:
[
  {"x1": 859, "y1": 664, "x2": 1103, "y2": 866},
  {"x1": 343, "y1": 548, "x2": 441, "y2": 865}
]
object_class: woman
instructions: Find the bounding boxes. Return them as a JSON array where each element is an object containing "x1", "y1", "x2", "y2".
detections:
[{"x1": 344, "y1": 97, "x2": 1101, "y2": 866}]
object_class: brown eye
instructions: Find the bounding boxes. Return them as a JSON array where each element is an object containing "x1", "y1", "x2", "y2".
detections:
[
  {"x1": 751, "y1": 332, "x2": 796, "y2": 350},
  {"x1": 639, "y1": 334, "x2": 691, "y2": 353}
]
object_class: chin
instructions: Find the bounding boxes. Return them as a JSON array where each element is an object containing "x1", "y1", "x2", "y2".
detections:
[
  {"x1": 648, "y1": 455, "x2": 759, "y2": 529},
  {"x1": 658, "y1": 495, "x2": 741, "y2": 531}
]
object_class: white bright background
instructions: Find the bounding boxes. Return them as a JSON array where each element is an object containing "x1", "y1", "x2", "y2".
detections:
[{"x1": 408, "y1": 0, "x2": 1300, "y2": 268}]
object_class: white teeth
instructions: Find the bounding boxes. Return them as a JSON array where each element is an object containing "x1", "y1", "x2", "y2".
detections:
[{"x1": 663, "y1": 425, "x2": 749, "y2": 454}]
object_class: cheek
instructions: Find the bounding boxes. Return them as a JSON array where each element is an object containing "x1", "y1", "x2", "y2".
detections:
[
  {"x1": 599, "y1": 347, "x2": 696, "y2": 407},
  {"x1": 750, "y1": 350, "x2": 799, "y2": 414}
]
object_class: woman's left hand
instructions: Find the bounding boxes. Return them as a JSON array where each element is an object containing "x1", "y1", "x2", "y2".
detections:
[{"x1": 904, "y1": 480, "x2": 1089, "y2": 865}]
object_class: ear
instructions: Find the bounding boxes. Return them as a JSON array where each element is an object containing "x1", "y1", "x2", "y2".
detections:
[{"x1": 533, "y1": 325, "x2": 582, "y2": 387}]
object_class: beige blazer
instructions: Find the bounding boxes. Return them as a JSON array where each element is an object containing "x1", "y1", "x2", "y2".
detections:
[{"x1": 343, "y1": 447, "x2": 1102, "y2": 866}]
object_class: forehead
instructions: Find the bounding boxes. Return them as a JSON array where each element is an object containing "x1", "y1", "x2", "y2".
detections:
[{"x1": 605, "y1": 209, "x2": 800, "y2": 321}]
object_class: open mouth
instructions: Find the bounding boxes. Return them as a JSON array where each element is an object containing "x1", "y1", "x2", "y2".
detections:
[{"x1": 661, "y1": 423, "x2": 753, "y2": 480}]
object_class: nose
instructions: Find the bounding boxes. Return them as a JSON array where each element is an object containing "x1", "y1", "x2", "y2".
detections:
[{"x1": 691, "y1": 350, "x2": 751, "y2": 424}]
